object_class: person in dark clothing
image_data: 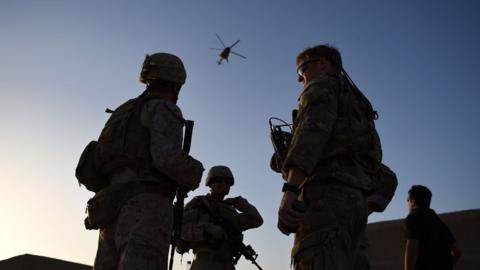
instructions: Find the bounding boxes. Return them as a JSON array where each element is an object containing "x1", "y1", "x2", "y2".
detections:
[{"x1": 404, "y1": 185, "x2": 461, "y2": 270}]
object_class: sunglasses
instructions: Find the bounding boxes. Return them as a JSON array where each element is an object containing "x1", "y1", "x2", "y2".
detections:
[{"x1": 297, "y1": 58, "x2": 323, "y2": 77}]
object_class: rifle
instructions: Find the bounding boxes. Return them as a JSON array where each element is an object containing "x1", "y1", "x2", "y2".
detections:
[
  {"x1": 169, "y1": 120, "x2": 194, "y2": 270},
  {"x1": 199, "y1": 197, "x2": 264, "y2": 270},
  {"x1": 232, "y1": 239, "x2": 263, "y2": 270}
]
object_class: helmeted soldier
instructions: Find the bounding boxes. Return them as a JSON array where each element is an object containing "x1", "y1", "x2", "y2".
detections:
[
  {"x1": 177, "y1": 165, "x2": 263, "y2": 270},
  {"x1": 274, "y1": 44, "x2": 383, "y2": 270},
  {"x1": 92, "y1": 52, "x2": 204, "y2": 270}
]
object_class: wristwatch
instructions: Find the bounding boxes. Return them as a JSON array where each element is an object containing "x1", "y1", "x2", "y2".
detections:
[{"x1": 282, "y1": 182, "x2": 301, "y2": 195}]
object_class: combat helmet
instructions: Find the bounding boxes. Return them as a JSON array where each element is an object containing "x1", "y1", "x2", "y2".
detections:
[
  {"x1": 206, "y1": 165, "x2": 234, "y2": 186},
  {"x1": 139, "y1": 53, "x2": 186, "y2": 85}
]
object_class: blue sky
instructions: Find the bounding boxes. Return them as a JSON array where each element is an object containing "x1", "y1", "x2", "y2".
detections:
[{"x1": 1, "y1": 0, "x2": 479, "y2": 268}]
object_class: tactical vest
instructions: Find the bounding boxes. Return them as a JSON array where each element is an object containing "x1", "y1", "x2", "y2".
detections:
[
  {"x1": 94, "y1": 94, "x2": 158, "y2": 177},
  {"x1": 310, "y1": 75, "x2": 382, "y2": 174},
  {"x1": 184, "y1": 196, "x2": 242, "y2": 251}
]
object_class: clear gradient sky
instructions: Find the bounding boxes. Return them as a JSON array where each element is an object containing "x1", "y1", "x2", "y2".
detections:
[{"x1": 1, "y1": 0, "x2": 479, "y2": 269}]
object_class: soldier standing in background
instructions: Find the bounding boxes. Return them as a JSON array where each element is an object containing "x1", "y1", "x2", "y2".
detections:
[
  {"x1": 404, "y1": 185, "x2": 461, "y2": 270},
  {"x1": 274, "y1": 44, "x2": 383, "y2": 270},
  {"x1": 177, "y1": 165, "x2": 263, "y2": 270},
  {"x1": 92, "y1": 53, "x2": 204, "y2": 270}
]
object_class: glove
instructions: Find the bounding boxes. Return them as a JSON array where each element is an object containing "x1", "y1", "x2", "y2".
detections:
[
  {"x1": 177, "y1": 158, "x2": 204, "y2": 191},
  {"x1": 224, "y1": 196, "x2": 252, "y2": 211}
]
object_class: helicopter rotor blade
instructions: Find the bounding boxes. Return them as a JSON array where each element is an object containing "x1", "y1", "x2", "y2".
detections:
[
  {"x1": 231, "y1": 51, "x2": 247, "y2": 59},
  {"x1": 209, "y1": 48, "x2": 223, "y2": 51},
  {"x1": 230, "y1": 40, "x2": 240, "y2": 48},
  {"x1": 215, "y1": 33, "x2": 227, "y2": 48}
]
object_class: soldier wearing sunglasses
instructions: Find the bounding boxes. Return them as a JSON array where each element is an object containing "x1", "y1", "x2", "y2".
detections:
[{"x1": 275, "y1": 44, "x2": 383, "y2": 270}]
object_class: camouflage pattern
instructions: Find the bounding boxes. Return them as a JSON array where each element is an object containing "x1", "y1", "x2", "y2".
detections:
[
  {"x1": 205, "y1": 165, "x2": 235, "y2": 186},
  {"x1": 281, "y1": 74, "x2": 382, "y2": 270},
  {"x1": 141, "y1": 98, "x2": 204, "y2": 190},
  {"x1": 354, "y1": 236, "x2": 370, "y2": 270},
  {"x1": 100, "y1": 98, "x2": 203, "y2": 190},
  {"x1": 94, "y1": 98, "x2": 204, "y2": 269},
  {"x1": 94, "y1": 193, "x2": 173, "y2": 270},
  {"x1": 95, "y1": 96, "x2": 155, "y2": 178},
  {"x1": 282, "y1": 74, "x2": 382, "y2": 191},
  {"x1": 139, "y1": 53, "x2": 187, "y2": 85},
  {"x1": 354, "y1": 164, "x2": 397, "y2": 270},
  {"x1": 367, "y1": 163, "x2": 397, "y2": 212},
  {"x1": 293, "y1": 182, "x2": 367, "y2": 270},
  {"x1": 178, "y1": 195, "x2": 263, "y2": 270}
]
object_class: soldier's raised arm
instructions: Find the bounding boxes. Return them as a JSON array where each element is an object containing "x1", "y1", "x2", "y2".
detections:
[{"x1": 225, "y1": 196, "x2": 263, "y2": 230}]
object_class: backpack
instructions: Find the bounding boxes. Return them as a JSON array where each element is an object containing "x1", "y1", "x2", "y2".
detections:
[
  {"x1": 94, "y1": 97, "x2": 147, "y2": 172},
  {"x1": 368, "y1": 163, "x2": 398, "y2": 212},
  {"x1": 75, "y1": 140, "x2": 108, "y2": 192},
  {"x1": 75, "y1": 91, "x2": 153, "y2": 192}
]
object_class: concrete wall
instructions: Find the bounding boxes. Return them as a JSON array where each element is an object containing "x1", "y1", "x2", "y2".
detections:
[{"x1": 367, "y1": 209, "x2": 480, "y2": 270}]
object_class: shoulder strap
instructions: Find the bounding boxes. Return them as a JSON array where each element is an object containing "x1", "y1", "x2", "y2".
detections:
[
  {"x1": 138, "y1": 91, "x2": 186, "y2": 125},
  {"x1": 161, "y1": 102, "x2": 186, "y2": 124},
  {"x1": 340, "y1": 68, "x2": 378, "y2": 120}
]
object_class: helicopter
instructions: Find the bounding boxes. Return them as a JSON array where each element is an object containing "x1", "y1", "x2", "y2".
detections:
[{"x1": 210, "y1": 33, "x2": 246, "y2": 65}]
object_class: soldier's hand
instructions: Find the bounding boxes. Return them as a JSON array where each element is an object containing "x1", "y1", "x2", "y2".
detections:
[
  {"x1": 225, "y1": 196, "x2": 251, "y2": 211},
  {"x1": 180, "y1": 158, "x2": 204, "y2": 191},
  {"x1": 278, "y1": 191, "x2": 305, "y2": 235},
  {"x1": 176, "y1": 239, "x2": 190, "y2": 254}
]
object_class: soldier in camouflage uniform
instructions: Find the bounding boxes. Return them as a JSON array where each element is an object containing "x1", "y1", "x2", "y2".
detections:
[
  {"x1": 275, "y1": 45, "x2": 383, "y2": 270},
  {"x1": 176, "y1": 166, "x2": 263, "y2": 270},
  {"x1": 93, "y1": 53, "x2": 204, "y2": 270},
  {"x1": 354, "y1": 164, "x2": 398, "y2": 270}
]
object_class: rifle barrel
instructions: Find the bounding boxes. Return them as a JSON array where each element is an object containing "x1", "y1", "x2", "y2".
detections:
[
  {"x1": 168, "y1": 120, "x2": 193, "y2": 270},
  {"x1": 252, "y1": 260, "x2": 263, "y2": 270}
]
